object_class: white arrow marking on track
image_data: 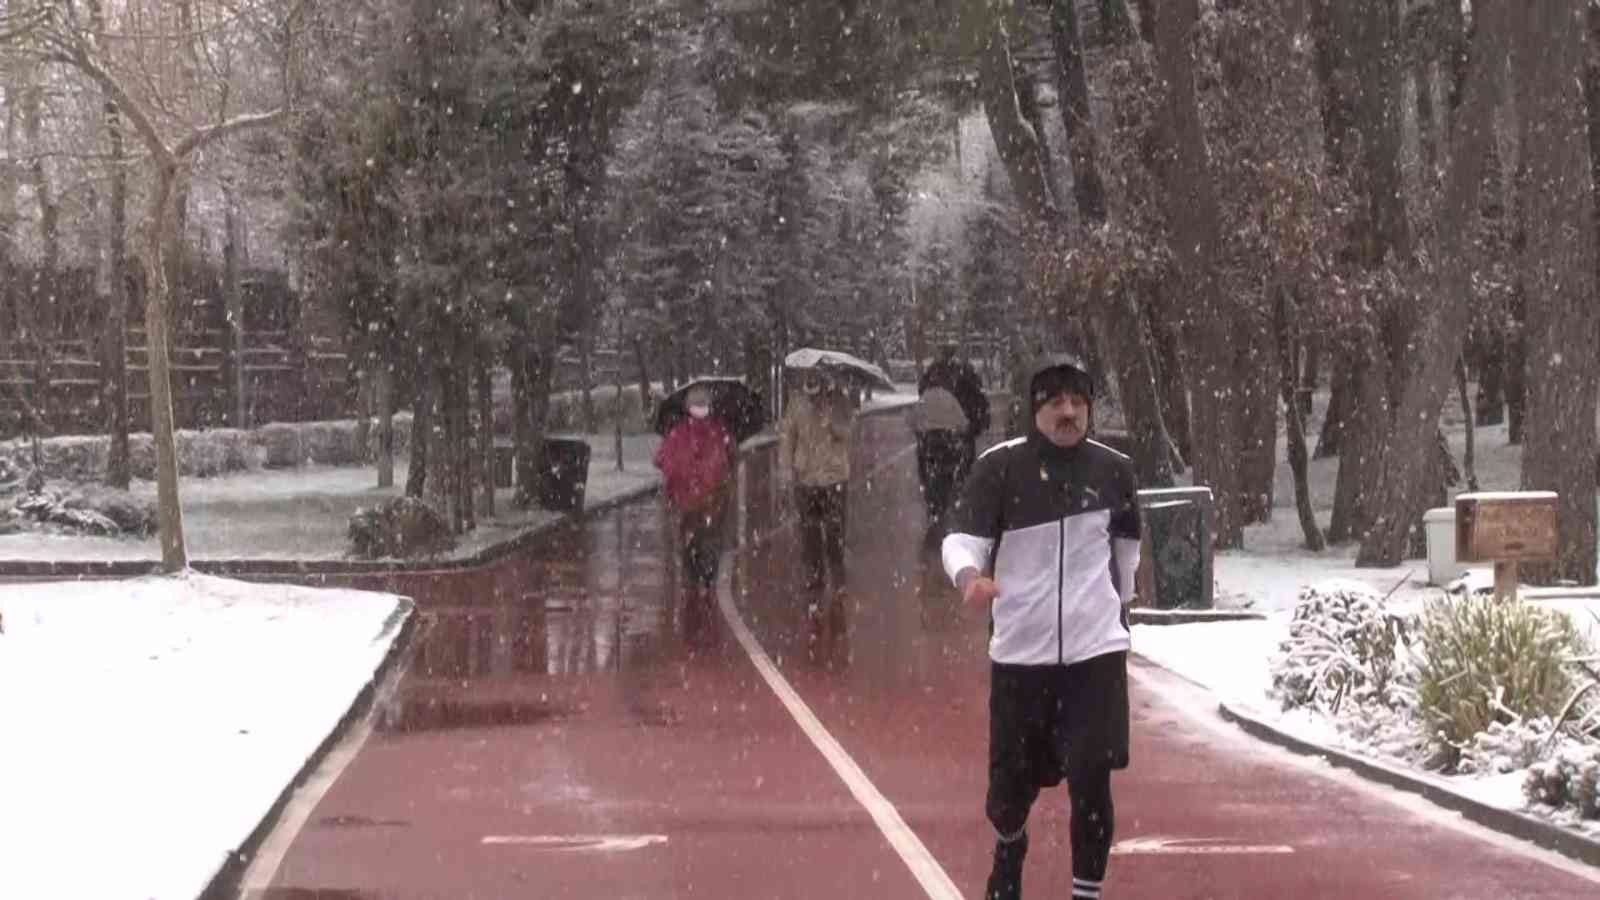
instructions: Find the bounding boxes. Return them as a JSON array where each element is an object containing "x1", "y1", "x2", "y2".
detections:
[
  {"x1": 1112, "y1": 836, "x2": 1295, "y2": 855},
  {"x1": 481, "y1": 834, "x2": 669, "y2": 852}
]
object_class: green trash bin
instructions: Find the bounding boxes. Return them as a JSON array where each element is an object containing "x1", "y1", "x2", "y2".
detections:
[
  {"x1": 539, "y1": 436, "x2": 591, "y2": 512},
  {"x1": 1136, "y1": 487, "x2": 1214, "y2": 610}
]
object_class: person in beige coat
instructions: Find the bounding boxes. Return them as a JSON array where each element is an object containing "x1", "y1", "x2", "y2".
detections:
[{"x1": 779, "y1": 370, "x2": 859, "y2": 622}]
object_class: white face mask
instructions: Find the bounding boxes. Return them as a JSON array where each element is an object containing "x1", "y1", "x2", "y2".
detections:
[{"x1": 688, "y1": 404, "x2": 711, "y2": 419}]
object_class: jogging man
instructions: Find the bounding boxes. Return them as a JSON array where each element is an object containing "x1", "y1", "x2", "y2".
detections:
[{"x1": 941, "y1": 355, "x2": 1141, "y2": 900}]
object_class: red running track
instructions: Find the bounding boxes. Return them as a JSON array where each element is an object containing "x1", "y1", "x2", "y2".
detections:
[{"x1": 253, "y1": 416, "x2": 1599, "y2": 899}]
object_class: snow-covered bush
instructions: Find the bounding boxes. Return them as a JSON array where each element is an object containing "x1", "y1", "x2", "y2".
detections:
[
  {"x1": 1272, "y1": 579, "x2": 1414, "y2": 712},
  {"x1": 348, "y1": 496, "x2": 453, "y2": 559},
  {"x1": 1455, "y1": 717, "x2": 1557, "y2": 775},
  {"x1": 1417, "y1": 594, "x2": 1585, "y2": 762},
  {"x1": 13, "y1": 489, "x2": 120, "y2": 536},
  {"x1": 1524, "y1": 742, "x2": 1600, "y2": 818}
]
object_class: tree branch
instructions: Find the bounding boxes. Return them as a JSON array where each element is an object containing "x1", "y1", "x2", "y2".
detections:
[
  {"x1": 40, "y1": 37, "x2": 174, "y2": 164},
  {"x1": 174, "y1": 108, "x2": 285, "y2": 159}
]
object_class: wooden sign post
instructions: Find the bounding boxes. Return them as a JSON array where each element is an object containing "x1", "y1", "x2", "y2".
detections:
[{"x1": 1454, "y1": 491, "x2": 1560, "y2": 601}]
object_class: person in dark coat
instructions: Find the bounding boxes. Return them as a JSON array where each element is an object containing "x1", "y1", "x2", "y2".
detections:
[{"x1": 914, "y1": 345, "x2": 991, "y2": 537}]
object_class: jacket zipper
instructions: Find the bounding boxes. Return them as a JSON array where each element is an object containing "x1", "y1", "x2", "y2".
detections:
[{"x1": 1057, "y1": 517, "x2": 1066, "y2": 664}]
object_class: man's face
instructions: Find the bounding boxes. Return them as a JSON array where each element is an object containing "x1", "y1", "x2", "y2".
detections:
[{"x1": 1034, "y1": 391, "x2": 1090, "y2": 448}]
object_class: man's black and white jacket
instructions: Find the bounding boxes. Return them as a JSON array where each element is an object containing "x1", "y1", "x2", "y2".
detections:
[{"x1": 942, "y1": 431, "x2": 1142, "y2": 666}]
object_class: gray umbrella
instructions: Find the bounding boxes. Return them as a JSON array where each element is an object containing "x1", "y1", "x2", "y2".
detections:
[{"x1": 783, "y1": 347, "x2": 895, "y2": 393}]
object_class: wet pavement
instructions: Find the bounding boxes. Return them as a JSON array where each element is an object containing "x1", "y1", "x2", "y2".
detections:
[{"x1": 257, "y1": 413, "x2": 1600, "y2": 899}]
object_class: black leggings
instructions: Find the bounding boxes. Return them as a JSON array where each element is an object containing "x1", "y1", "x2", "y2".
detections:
[
  {"x1": 795, "y1": 483, "x2": 847, "y2": 593},
  {"x1": 679, "y1": 510, "x2": 725, "y2": 588},
  {"x1": 987, "y1": 766, "x2": 1114, "y2": 889}
]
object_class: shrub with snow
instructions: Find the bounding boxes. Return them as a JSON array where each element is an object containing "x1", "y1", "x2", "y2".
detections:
[
  {"x1": 347, "y1": 496, "x2": 454, "y2": 559},
  {"x1": 1416, "y1": 594, "x2": 1586, "y2": 766},
  {"x1": 1271, "y1": 579, "x2": 1414, "y2": 713},
  {"x1": 1524, "y1": 742, "x2": 1600, "y2": 818}
]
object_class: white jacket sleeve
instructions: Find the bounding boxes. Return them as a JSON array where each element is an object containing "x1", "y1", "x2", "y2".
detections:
[{"x1": 1111, "y1": 537, "x2": 1141, "y2": 605}]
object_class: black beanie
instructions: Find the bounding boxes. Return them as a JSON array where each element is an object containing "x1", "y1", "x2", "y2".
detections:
[{"x1": 1030, "y1": 363, "x2": 1094, "y2": 414}]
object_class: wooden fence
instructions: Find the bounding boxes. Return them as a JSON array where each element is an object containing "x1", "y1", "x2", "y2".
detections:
[{"x1": 0, "y1": 329, "x2": 354, "y2": 439}]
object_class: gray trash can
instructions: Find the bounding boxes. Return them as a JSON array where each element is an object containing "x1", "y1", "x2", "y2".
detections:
[
  {"x1": 539, "y1": 436, "x2": 591, "y2": 512},
  {"x1": 1136, "y1": 487, "x2": 1214, "y2": 610}
]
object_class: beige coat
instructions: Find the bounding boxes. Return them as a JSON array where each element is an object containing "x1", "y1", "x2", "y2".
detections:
[{"x1": 780, "y1": 390, "x2": 857, "y2": 487}]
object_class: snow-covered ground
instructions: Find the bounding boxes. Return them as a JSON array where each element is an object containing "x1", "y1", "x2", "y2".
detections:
[
  {"x1": 0, "y1": 574, "x2": 411, "y2": 899},
  {"x1": 1132, "y1": 395, "x2": 1600, "y2": 843},
  {"x1": 0, "y1": 433, "x2": 663, "y2": 563}
]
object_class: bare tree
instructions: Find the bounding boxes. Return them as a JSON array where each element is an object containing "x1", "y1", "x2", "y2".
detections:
[{"x1": 12, "y1": 1, "x2": 303, "y2": 571}]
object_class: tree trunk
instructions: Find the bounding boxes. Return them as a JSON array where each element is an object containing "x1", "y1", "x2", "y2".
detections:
[
  {"x1": 1276, "y1": 290, "x2": 1325, "y2": 551},
  {"x1": 510, "y1": 341, "x2": 532, "y2": 504},
  {"x1": 1415, "y1": 58, "x2": 1438, "y2": 182},
  {"x1": 354, "y1": 368, "x2": 374, "y2": 463},
  {"x1": 1051, "y1": 0, "x2": 1107, "y2": 223},
  {"x1": 1236, "y1": 316, "x2": 1279, "y2": 524},
  {"x1": 1299, "y1": 332, "x2": 1320, "y2": 420},
  {"x1": 525, "y1": 320, "x2": 559, "y2": 508},
  {"x1": 1130, "y1": 0, "x2": 1156, "y2": 44},
  {"x1": 579, "y1": 328, "x2": 596, "y2": 434},
  {"x1": 973, "y1": 4, "x2": 1060, "y2": 223},
  {"x1": 406, "y1": 350, "x2": 431, "y2": 499},
  {"x1": 455, "y1": 338, "x2": 474, "y2": 533},
  {"x1": 100, "y1": 66, "x2": 131, "y2": 489},
  {"x1": 633, "y1": 334, "x2": 653, "y2": 420},
  {"x1": 477, "y1": 358, "x2": 495, "y2": 519},
  {"x1": 1151, "y1": 0, "x2": 1245, "y2": 548},
  {"x1": 1456, "y1": 353, "x2": 1479, "y2": 492},
  {"x1": 1469, "y1": 322, "x2": 1507, "y2": 425},
  {"x1": 1327, "y1": 349, "x2": 1378, "y2": 544},
  {"x1": 22, "y1": 68, "x2": 58, "y2": 441},
  {"x1": 377, "y1": 360, "x2": 395, "y2": 488},
  {"x1": 143, "y1": 165, "x2": 188, "y2": 571},
  {"x1": 1316, "y1": 352, "x2": 1353, "y2": 458},
  {"x1": 1099, "y1": 0, "x2": 1137, "y2": 46},
  {"x1": 1515, "y1": 0, "x2": 1598, "y2": 586},
  {"x1": 1147, "y1": 299, "x2": 1191, "y2": 464},
  {"x1": 222, "y1": 185, "x2": 247, "y2": 429},
  {"x1": 1095, "y1": 292, "x2": 1176, "y2": 487},
  {"x1": 1357, "y1": 1, "x2": 1512, "y2": 567},
  {"x1": 1506, "y1": 289, "x2": 1527, "y2": 445}
]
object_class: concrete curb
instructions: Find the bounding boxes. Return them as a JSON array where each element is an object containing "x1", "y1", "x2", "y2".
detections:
[
  {"x1": 199, "y1": 596, "x2": 421, "y2": 900},
  {"x1": 1216, "y1": 699, "x2": 1600, "y2": 869},
  {"x1": 1129, "y1": 608, "x2": 1266, "y2": 626}
]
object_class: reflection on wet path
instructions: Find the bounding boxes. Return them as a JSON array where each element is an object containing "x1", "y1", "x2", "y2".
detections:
[{"x1": 295, "y1": 495, "x2": 702, "y2": 735}]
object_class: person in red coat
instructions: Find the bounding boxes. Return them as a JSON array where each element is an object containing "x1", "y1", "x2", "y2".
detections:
[{"x1": 654, "y1": 386, "x2": 735, "y2": 645}]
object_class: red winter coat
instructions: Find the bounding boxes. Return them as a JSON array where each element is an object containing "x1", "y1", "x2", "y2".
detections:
[{"x1": 655, "y1": 416, "x2": 733, "y2": 512}]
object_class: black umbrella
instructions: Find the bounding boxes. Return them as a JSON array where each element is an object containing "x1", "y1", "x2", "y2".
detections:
[{"x1": 653, "y1": 377, "x2": 768, "y2": 444}]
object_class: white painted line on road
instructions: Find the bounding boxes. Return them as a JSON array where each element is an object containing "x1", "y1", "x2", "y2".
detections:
[
  {"x1": 481, "y1": 834, "x2": 668, "y2": 852},
  {"x1": 1112, "y1": 836, "x2": 1294, "y2": 855},
  {"x1": 716, "y1": 579, "x2": 963, "y2": 900},
  {"x1": 236, "y1": 613, "x2": 422, "y2": 898}
]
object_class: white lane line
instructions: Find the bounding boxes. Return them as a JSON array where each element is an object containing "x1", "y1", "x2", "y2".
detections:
[
  {"x1": 236, "y1": 612, "x2": 423, "y2": 898},
  {"x1": 718, "y1": 436, "x2": 961, "y2": 900},
  {"x1": 481, "y1": 834, "x2": 668, "y2": 852}
]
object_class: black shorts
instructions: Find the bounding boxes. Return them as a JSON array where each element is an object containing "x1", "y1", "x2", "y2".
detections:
[{"x1": 989, "y1": 652, "x2": 1130, "y2": 791}]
